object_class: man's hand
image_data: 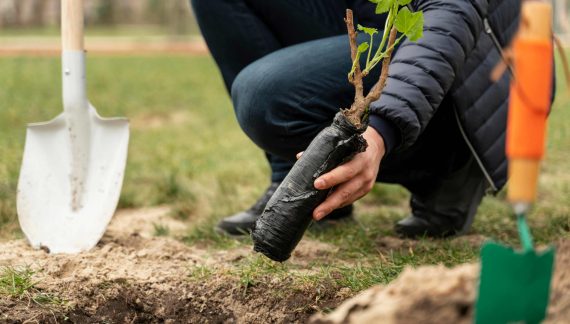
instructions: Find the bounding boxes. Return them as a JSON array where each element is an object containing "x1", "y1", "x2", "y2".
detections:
[{"x1": 306, "y1": 127, "x2": 386, "y2": 221}]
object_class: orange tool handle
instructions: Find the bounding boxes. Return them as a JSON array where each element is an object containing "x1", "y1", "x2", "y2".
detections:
[
  {"x1": 506, "y1": 1, "x2": 553, "y2": 204},
  {"x1": 506, "y1": 39, "x2": 553, "y2": 159}
]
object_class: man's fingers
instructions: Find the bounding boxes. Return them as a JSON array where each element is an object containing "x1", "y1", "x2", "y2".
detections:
[
  {"x1": 314, "y1": 160, "x2": 362, "y2": 190},
  {"x1": 313, "y1": 180, "x2": 364, "y2": 220},
  {"x1": 296, "y1": 151, "x2": 304, "y2": 160}
]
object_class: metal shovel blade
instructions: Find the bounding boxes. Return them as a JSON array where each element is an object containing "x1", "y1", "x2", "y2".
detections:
[
  {"x1": 475, "y1": 242, "x2": 555, "y2": 324},
  {"x1": 17, "y1": 104, "x2": 129, "y2": 254}
]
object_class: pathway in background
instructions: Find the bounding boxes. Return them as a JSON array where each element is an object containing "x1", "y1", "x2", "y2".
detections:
[{"x1": 0, "y1": 35, "x2": 208, "y2": 56}]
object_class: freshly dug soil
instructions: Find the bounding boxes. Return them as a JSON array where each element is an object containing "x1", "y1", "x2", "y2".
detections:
[
  {"x1": 312, "y1": 239, "x2": 570, "y2": 324},
  {"x1": 0, "y1": 207, "x2": 344, "y2": 323},
  {"x1": 1, "y1": 207, "x2": 568, "y2": 323}
]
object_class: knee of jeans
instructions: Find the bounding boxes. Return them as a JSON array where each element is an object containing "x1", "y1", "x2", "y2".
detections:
[{"x1": 231, "y1": 64, "x2": 288, "y2": 152}]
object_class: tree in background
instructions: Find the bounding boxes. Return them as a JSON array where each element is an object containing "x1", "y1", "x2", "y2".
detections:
[
  {"x1": 0, "y1": 0, "x2": 57, "y2": 27},
  {"x1": 555, "y1": 0, "x2": 570, "y2": 33},
  {"x1": 145, "y1": 0, "x2": 192, "y2": 35},
  {"x1": 0, "y1": 0, "x2": 195, "y2": 34}
]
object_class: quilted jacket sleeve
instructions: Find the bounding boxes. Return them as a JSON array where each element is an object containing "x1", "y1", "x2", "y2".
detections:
[{"x1": 369, "y1": 0, "x2": 485, "y2": 151}]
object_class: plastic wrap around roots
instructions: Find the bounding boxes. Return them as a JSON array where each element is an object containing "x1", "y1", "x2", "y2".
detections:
[{"x1": 251, "y1": 112, "x2": 367, "y2": 262}]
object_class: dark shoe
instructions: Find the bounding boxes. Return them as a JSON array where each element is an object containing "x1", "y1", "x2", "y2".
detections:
[
  {"x1": 395, "y1": 157, "x2": 488, "y2": 239},
  {"x1": 216, "y1": 182, "x2": 280, "y2": 236},
  {"x1": 395, "y1": 214, "x2": 459, "y2": 238},
  {"x1": 216, "y1": 182, "x2": 353, "y2": 236}
]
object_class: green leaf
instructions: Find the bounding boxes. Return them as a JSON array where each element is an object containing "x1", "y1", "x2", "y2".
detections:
[
  {"x1": 358, "y1": 42, "x2": 370, "y2": 53},
  {"x1": 394, "y1": 7, "x2": 424, "y2": 41},
  {"x1": 397, "y1": 0, "x2": 412, "y2": 5},
  {"x1": 357, "y1": 24, "x2": 378, "y2": 37},
  {"x1": 373, "y1": 0, "x2": 395, "y2": 14}
]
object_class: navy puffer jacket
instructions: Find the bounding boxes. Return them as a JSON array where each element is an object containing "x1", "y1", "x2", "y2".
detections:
[{"x1": 363, "y1": 0, "x2": 526, "y2": 192}]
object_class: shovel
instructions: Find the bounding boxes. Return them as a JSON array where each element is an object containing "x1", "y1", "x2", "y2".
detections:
[
  {"x1": 16, "y1": 0, "x2": 129, "y2": 254},
  {"x1": 475, "y1": 2, "x2": 555, "y2": 323}
]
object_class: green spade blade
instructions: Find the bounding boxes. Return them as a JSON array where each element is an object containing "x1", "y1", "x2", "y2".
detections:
[{"x1": 475, "y1": 242, "x2": 555, "y2": 324}]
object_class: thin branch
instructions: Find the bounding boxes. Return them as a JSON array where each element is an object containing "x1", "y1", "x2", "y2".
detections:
[
  {"x1": 345, "y1": 9, "x2": 365, "y2": 104},
  {"x1": 343, "y1": 10, "x2": 399, "y2": 127},
  {"x1": 365, "y1": 26, "x2": 398, "y2": 106}
]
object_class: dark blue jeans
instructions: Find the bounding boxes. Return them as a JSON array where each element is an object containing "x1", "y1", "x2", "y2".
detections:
[{"x1": 191, "y1": 0, "x2": 468, "y2": 194}]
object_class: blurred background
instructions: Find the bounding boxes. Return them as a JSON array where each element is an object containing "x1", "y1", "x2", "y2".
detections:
[
  {"x1": 0, "y1": 0, "x2": 197, "y2": 34},
  {"x1": 0, "y1": 0, "x2": 203, "y2": 55},
  {"x1": 1, "y1": 0, "x2": 569, "y2": 53},
  {"x1": 1, "y1": 0, "x2": 570, "y2": 33},
  {"x1": 1, "y1": 0, "x2": 570, "y2": 44},
  {"x1": 555, "y1": 0, "x2": 570, "y2": 35}
]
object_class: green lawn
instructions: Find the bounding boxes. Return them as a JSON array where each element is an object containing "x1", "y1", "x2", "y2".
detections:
[
  {"x1": 0, "y1": 25, "x2": 200, "y2": 38},
  {"x1": 0, "y1": 54, "x2": 568, "y2": 292}
]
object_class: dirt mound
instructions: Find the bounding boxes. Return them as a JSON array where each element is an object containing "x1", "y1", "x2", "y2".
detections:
[
  {"x1": 0, "y1": 207, "x2": 343, "y2": 323},
  {"x1": 311, "y1": 264, "x2": 477, "y2": 324},
  {"x1": 312, "y1": 240, "x2": 570, "y2": 324}
]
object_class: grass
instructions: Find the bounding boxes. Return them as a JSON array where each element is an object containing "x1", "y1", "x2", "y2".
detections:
[
  {"x1": 0, "y1": 24, "x2": 200, "y2": 38},
  {"x1": 153, "y1": 223, "x2": 170, "y2": 237},
  {"x1": 0, "y1": 52, "x2": 569, "y2": 298},
  {"x1": 0, "y1": 266, "x2": 64, "y2": 307}
]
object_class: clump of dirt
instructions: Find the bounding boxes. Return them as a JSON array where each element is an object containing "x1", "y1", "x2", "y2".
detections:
[
  {"x1": 548, "y1": 239, "x2": 570, "y2": 321},
  {"x1": 311, "y1": 264, "x2": 477, "y2": 324},
  {"x1": 312, "y1": 240, "x2": 570, "y2": 324},
  {"x1": 107, "y1": 206, "x2": 189, "y2": 238},
  {"x1": 291, "y1": 239, "x2": 340, "y2": 268},
  {"x1": 0, "y1": 207, "x2": 344, "y2": 323}
]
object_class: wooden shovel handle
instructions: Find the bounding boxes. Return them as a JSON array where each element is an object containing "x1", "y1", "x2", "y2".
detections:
[{"x1": 62, "y1": 0, "x2": 84, "y2": 51}]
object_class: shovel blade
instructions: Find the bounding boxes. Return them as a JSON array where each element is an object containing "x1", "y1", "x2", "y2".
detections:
[
  {"x1": 17, "y1": 104, "x2": 129, "y2": 254},
  {"x1": 475, "y1": 241, "x2": 555, "y2": 324}
]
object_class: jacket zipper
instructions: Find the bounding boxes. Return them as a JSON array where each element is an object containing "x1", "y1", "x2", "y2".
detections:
[
  {"x1": 451, "y1": 17, "x2": 504, "y2": 195},
  {"x1": 484, "y1": 18, "x2": 515, "y2": 76},
  {"x1": 454, "y1": 109, "x2": 499, "y2": 194},
  {"x1": 410, "y1": 5, "x2": 500, "y2": 193}
]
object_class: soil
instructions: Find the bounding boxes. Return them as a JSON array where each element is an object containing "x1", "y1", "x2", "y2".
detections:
[
  {"x1": 312, "y1": 239, "x2": 570, "y2": 324},
  {"x1": 0, "y1": 208, "x2": 568, "y2": 323},
  {"x1": 0, "y1": 207, "x2": 344, "y2": 323}
]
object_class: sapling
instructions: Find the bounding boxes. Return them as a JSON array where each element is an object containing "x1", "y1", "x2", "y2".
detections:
[{"x1": 252, "y1": 1, "x2": 424, "y2": 262}]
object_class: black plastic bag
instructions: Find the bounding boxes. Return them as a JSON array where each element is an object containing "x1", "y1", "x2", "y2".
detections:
[{"x1": 251, "y1": 112, "x2": 367, "y2": 262}]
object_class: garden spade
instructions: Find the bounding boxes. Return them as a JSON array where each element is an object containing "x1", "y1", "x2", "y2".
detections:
[
  {"x1": 16, "y1": 0, "x2": 129, "y2": 254},
  {"x1": 476, "y1": 2, "x2": 555, "y2": 323}
]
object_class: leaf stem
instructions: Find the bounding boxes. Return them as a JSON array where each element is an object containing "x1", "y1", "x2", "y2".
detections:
[
  {"x1": 370, "y1": 4, "x2": 397, "y2": 69},
  {"x1": 365, "y1": 34, "x2": 374, "y2": 74},
  {"x1": 365, "y1": 33, "x2": 405, "y2": 74}
]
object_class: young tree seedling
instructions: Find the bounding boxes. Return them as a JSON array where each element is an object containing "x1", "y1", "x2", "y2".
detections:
[
  {"x1": 344, "y1": 1, "x2": 423, "y2": 127},
  {"x1": 252, "y1": 1, "x2": 424, "y2": 262}
]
